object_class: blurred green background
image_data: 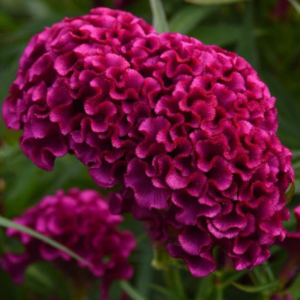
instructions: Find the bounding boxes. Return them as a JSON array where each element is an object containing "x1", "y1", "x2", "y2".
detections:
[{"x1": 0, "y1": 0, "x2": 300, "y2": 299}]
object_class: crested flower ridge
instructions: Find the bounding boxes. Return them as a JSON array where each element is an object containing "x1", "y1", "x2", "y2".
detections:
[{"x1": 2, "y1": 7, "x2": 294, "y2": 277}]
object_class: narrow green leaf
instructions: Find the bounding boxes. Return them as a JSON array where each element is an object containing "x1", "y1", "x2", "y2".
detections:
[
  {"x1": 169, "y1": 6, "x2": 213, "y2": 34},
  {"x1": 151, "y1": 246, "x2": 171, "y2": 270},
  {"x1": 149, "y1": 0, "x2": 169, "y2": 33},
  {"x1": 288, "y1": 0, "x2": 300, "y2": 14},
  {"x1": 231, "y1": 280, "x2": 278, "y2": 293},
  {"x1": 220, "y1": 269, "x2": 247, "y2": 287},
  {"x1": 185, "y1": 0, "x2": 248, "y2": 5},
  {"x1": 135, "y1": 238, "x2": 153, "y2": 298},
  {"x1": 261, "y1": 72, "x2": 300, "y2": 149},
  {"x1": 236, "y1": 0, "x2": 258, "y2": 69},
  {"x1": 285, "y1": 182, "x2": 295, "y2": 203},
  {"x1": 25, "y1": 265, "x2": 57, "y2": 296},
  {"x1": 194, "y1": 274, "x2": 215, "y2": 300},
  {"x1": 120, "y1": 281, "x2": 146, "y2": 300},
  {"x1": 150, "y1": 284, "x2": 180, "y2": 298},
  {"x1": 0, "y1": 216, "x2": 89, "y2": 266}
]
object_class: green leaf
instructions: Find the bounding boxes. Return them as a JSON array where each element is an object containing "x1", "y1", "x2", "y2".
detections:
[
  {"x1": 185, "y1": 0, "x2": 249, "y2": 5},
  {"x1": 236, "y1": 0, "x2": 258, "y2": 69},
  {"x1": 0, "y1": 11, "x2": 17, "y2": 30},
  {"x1": 231, "y1": 280, "x2": 278, "y2": 293},
  {"x1": 288, "y1": 0, "x2": 300, "y2": 14},
  {"x1": 25, "y1": 264, "x2": 59, "y2": 296},
  {"x1": 169, "y1": 5, "x2": 213, "y2": 34},
  {"x1": 135, "y1": 238, "x2": 153, "y2": 299},
  {"x1": 151, "y1": 246, "x2": 171, "y2": 270},
  {"x1": 0, "y1": 267, "x2": 26, "y2": 300},
  {"x1": 119, "y1": 281, "x2": 146, "y2": 300},
  {"x1": 285, "y1": 182, "x2": 295, "y2": 203},
  {"x1": 150, "y1": 284, "x2": 180, "y2": 299},
  {"x1": 220, "y1": 269, "x2": 247, "y2": 287},
  {"x1": 149, "y1": 0, "x2": 169, "y2": 33},
  {"x1": 24, "y1": 262, "x2": 72, "y2": 300},
  {"x1": 190, "y1": 24, "x2": 240, "y2": 46},
  {"x1": 261, "y1": 73, "x2": 300, "y2": 149},
  {"x1": 0, "y1": 216, "x2": 89, "y2": 267}
]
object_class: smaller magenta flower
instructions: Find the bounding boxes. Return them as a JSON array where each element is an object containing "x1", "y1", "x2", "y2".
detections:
[{"x1": 1, "y1": 188, "x2": 136, "y2": 300}]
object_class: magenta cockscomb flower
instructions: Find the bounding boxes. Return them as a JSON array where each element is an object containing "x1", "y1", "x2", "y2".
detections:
[
  {"x1": 1, "y1": 188, "x2": 136, "y2": 299},
  {"x1": 2, "y1": 8, "x2": 294, "y2": 278},
  {"x1": 109, "y1": 32, "x2": 294, "y2": 276},
  {"x1": 2, "y1": 7, "x2": 154, "y2": 188}
]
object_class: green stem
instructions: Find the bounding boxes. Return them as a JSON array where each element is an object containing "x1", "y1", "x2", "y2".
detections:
[
  {"x1": 195, "y1": 277, "x2": 207, "y2": 300},
  {"x1": 216, "y1": 285, "x2": 224, "y2": 300},
  {"x1": 164, "y1": 265, "x2": 188, "y2": 300},
  {"x1": 263, "y1": 262, "x2": 275, "y2": 282},
  {"x1": 253, "y1": 267, "x2": 267, "y2": 285},
  {"x1": 251, "y1": 267, "x2": 272, "y2": 299},
  {"x1": 172, "y1": 266, "x2": 187, "y2": 299},
  {"x1": 248, "y1": 271, "x2": 260, "y2": 286}
]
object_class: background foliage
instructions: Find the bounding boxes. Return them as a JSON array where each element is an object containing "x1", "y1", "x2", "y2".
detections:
[{"x1": 0, "y1": 0, "x2": 299, "y2": 299}]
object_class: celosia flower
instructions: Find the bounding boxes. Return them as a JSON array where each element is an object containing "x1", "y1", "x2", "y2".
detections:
[
  {"x1": 2, "y1": 8, "x2": 294, "y2": 277},
  {"x1": 110, "y1": 32, "x2": 294, "y2": 276},
  {"x1": 1, "y1": 188, "x2": 136, "y2": 299},
  {"x1": 2, "y1": 7, "x2": 154, "y2": 188}
]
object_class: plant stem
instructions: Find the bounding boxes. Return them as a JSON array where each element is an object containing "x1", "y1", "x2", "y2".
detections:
[
  {"x1": 263, "y1": 262, "x2": 275, "y2": 282},
  {"x1": 164, "y1": 265, "x2": 188, "y2": 300},
  {"x1": 216, "y1": 285, "x2": 223, "y2": 300}
]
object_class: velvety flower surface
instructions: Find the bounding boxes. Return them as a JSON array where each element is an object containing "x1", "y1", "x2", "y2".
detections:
[
  {"x1": 2, "y1": 8, "x2": 294, "y2": 277},
  {"x1": 2, "y1": 7, "x2": 154, "y2": 187},
  {"x1": 110, "y1": 32, "x2": 294, "y2": 276},
  {"x1": 1, "y1": 188, "x2": 136, "y2": 299}
]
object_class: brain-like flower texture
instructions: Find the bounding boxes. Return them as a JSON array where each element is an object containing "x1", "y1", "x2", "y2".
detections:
[
  {"x1": 2, "y1": 8, "x2": 294, "y2": 277},
  {"x1": 1, "y1": 188, "x2": 136, "y2": 299}
]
